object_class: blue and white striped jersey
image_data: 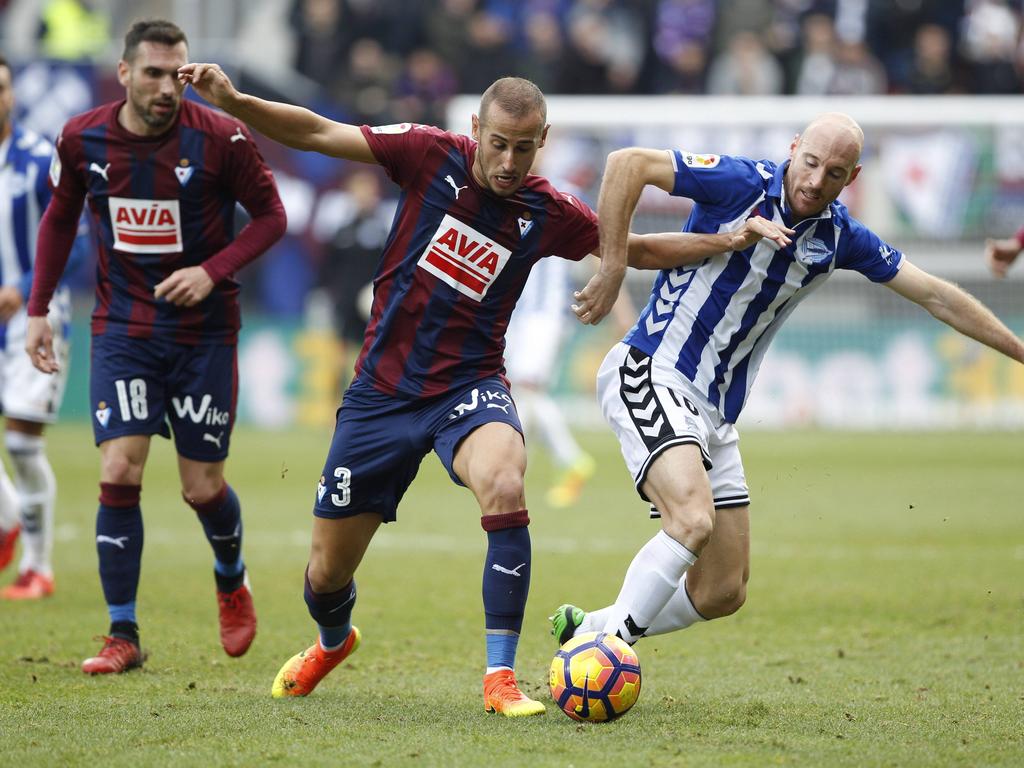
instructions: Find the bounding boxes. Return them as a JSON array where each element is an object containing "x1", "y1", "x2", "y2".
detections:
[
  {"x1": 624, "y1": 151, "x2": 904, "y2": 424},
  {"x1": 0, "y1": 124, "x2": 52, "y2": 300},
  {"x1": 0, "y1": 123, "x2": 87, "y2": 350}
]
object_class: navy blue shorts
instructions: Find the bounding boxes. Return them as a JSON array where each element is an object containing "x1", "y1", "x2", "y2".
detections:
[
  {"x1": 90, "y1": 334, "x2": 237, "y2": 461},
  {"x1": 313, "y1": 376, "x2": 523, "y2": 522}
]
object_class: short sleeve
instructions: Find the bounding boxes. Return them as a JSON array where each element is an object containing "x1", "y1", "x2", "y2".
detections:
[
  {"x1": 669, "y1": 151, "x2": 767, "y2": 212},
  {"x1": 551, "y1": 191, "x2": 599, "y2": 261},
  {"x1": 837, "y1": 217, "x2": 904, "y2": 283},
  {"x1": 360, "y1": 123, "x2": 440, "y2": 189}
]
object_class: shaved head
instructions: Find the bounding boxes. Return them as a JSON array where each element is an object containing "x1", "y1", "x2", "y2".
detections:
[
  {"x1": 798, "y1": 112, "x2": 864, "y2": 167},
  {"x1": 784, "y1": 112, "x2": 864, "y2": 221}
]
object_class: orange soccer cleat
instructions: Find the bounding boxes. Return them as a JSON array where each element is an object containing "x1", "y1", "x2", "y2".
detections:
[
  {"x1": 271, "y1": 627, "x2": 361, "y2": 698},
  {"x1": 1, "y1": 569, "x2": 55, "y2": 600},
  {"x1": 82, "y1": 636, "x2": 145, "y2": 675},
  {"x1": 217, "y1": 573, "x2": 257, "y2": 657},
  {"x1": 483, "y1": 669, "x2": 546, "y2": 717}
]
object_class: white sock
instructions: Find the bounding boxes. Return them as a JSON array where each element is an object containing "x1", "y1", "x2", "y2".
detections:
[
  {"x1": 645, "y1": 573, "x2": 707, "y2": 636},
  {"x1": 0, "y1": 469, "x2": 18, "y2": 531},
  {"x1": 7, "y1": 432, "x2": 56, "y2": 575},
  {"x1": 580, "y1": 573, "x2": 706, "y2": 638},
  {"x1": 601, "y1": 530, "x2": 698, "y2": 644},
  {"x1": 529, "y1": 391, "x2": 583, "y2": 467}
]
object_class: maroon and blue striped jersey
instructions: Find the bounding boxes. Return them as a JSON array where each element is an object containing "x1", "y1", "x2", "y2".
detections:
[
  {"x1": 355, "y1": 123, "x2": 599, "y2": 399},
  {"x1": 29, "y1": 98, "x2": 285, "y2": 344}
]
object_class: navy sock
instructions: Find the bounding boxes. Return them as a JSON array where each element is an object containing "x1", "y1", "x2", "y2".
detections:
[
  {"x1": 482, "y1": 510, "x2": 531, "y2": 671},
  {"x1": 304, "y1": 568, "x2": 356, "y2": 650},
  {"x1": 185, "y1": 483, "x2": 244, "y2": 590},
  {"x1": 97, "y1": 483, "x2": 144, "y2": 628}
]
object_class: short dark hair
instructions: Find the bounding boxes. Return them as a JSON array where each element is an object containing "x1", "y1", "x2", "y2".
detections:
[
  {"x1": 122, "y1": 19, "x2": 188, "y2": 61},
  {"x1": 479, "y1": 77, "x2": 547, "y2": 127},
  {"x1": 0, "y1": 54, "x2": 9, "y2": 74}
]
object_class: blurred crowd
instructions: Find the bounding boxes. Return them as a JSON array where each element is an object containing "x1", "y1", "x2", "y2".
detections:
[
  {"x1": 3, "y1": 1, "x2": 1024, "y2": 126},
  {"x1": 285, "y1": 0, "x2": 1024, "y2": 125},
  {"x1": 2, "y1": 0, "x2": 1023, "y2": 328}
]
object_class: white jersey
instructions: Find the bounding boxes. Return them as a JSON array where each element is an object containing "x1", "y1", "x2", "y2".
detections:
[{"x1": 624, "y1": 152, "x2": 904, "y2": 424}]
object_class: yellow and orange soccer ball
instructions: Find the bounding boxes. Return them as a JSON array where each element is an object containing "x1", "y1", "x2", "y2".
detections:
[{"x1": 549, "y1": 631, "x2": 641, "y2": 722}]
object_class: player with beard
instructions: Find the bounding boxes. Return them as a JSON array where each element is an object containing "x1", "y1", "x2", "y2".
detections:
[
  {"x1": 25, "y1": 19, "x2": 287, "y2": 674},
  {"x1": 177, "y1": 62, "x2": 791, "y2": 714}
]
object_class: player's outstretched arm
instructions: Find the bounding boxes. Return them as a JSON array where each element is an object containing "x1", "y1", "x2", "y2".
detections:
[
  {"x1": 886, "y1": 261, "x2": 1024, "y2": 364},
  {"x1": 575, "y1": 148, "x2": 674, "y2": 325},
  {"x1": 983, "y1": 236, "x2": 1022, "y2": 279},
  {"x1": 178, "y1": 63, "x2": 375, "y2": 163},
  {"x1": 627, "y1": 216, "x2": 794, "y2": 270}
]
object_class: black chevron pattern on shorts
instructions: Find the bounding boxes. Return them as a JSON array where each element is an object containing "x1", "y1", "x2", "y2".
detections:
[{"x1": 619, "y1": 348, "x2": 672, "y2": 449}]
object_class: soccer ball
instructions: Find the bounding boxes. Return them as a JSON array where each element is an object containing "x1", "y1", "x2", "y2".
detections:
[{"x1": 549, "y1": 631, "x2": 641, "y2": 722}]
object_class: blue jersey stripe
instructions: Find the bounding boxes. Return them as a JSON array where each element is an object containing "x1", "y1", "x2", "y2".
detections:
[{"x1": 677, "y1": 251, "x2": 752, "y2": 379}]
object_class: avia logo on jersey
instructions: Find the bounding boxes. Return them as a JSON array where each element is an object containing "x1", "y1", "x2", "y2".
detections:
[
  {"x1": 418, "y1": 214, "x2": 511, "y2": 301},
  {"x1": 682, "y1": 152, "x2": 720, "y2": 168},
  {"x1": 170, "y1": 395, "x2": 230, "y2": 426},
  {"x1": 109, "y1": 197, "x2": 183, "y2": 254}
]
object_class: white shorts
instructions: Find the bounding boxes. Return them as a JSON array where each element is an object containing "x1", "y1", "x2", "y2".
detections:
[
  {"x1": 505, "y1": 311, "x2": 564, "y2": 387},
  {"x1": 0, "y1": 290, "x2": 71, "y2": 424},
  {"x1": 597, "y1": 342, "x2": 750, "y2": 515}
]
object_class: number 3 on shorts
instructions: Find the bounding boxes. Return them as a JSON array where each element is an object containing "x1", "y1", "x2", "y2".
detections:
[{"x1": 331, "y1": 467, "x2": 352, "y2": 507}]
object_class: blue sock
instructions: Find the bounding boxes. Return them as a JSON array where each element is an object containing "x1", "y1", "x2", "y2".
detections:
[
  {"x1": 304, "y1": 568, "x2": 356, "y2": 651},
  {"x1": 97, "y1": 483, "x2": 144, "y2": 627},
  {"x1": 185, "y1": 484, "x2": 244, "y2": 581},
  {"x1": 482, "y1": 510, "x2": 531, "y2": 672}
]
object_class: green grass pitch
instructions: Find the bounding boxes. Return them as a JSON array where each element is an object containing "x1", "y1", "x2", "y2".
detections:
[{"x1": 0, "y1": 424, "x2": 1021, "y2": 767}]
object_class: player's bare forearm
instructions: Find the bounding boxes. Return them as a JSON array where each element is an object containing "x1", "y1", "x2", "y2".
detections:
[
  {"x1": 627, "y1": 217, "x2": 794, "y2": 270},
  {"x1": 889, "y1": 263, "x2": 1024, "y2": 364},
  {"x1": 179, "y1": 62, "x2": 374, "y2": 162},
  {"x1": 597, "y1": 149, "x2": 668, "y2": 272}
]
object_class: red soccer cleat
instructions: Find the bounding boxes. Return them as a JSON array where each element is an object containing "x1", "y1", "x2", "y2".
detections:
[
  {"x1": 82, "y1": 636, "x2": 145, "y2": 675},
  {"x1": 0, "y1": 525, "x2": 20, "y2": 572},
  {"x1": 1, "y1": 569, "x2": 54, "y2": 600},
  {"x1": 218, "y1": 573, "x2": 257, "y2": 657}
]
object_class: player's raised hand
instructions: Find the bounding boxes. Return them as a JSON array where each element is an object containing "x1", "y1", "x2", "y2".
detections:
[
  {"x1": 572, "y1": 268, "x2": 625, "y2": 326},
  {"x1": 154, "y1": 266, "x2": 215, "y2": 307},
  {"x1": 25, "y1": 315, "x2": 59, "y2": 374},
  {"x1": 178, "y1": 63, "x2": 238, "y2": 109},
  {"x1": 730, "y1": 216, "x2": 795, "y2": 251},
  {"x1": 983, "y1": 237, "x2": 1021, "y2": 279}
]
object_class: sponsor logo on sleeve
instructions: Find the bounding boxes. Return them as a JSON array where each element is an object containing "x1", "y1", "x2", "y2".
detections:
[
  {"x1": 370, "y1": 123, "x2": 413, "y2": 134},
  {"x1": 418, "y1": 214, "x2": 511, "y2": 301},
  {"x1": 108, "y1": 197, "x2": 183, "y2": 254},
  {"x1": 48, "y1": 149, "x2": 62, "y2": 187},
  {"x1": 681, "y1": 152, "x2": 720, "y2": 169}
]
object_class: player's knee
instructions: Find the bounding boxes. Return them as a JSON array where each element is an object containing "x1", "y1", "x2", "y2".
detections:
[
  {"x1": 180, "y1": 477, "x2": 223, "y2": 506},
  {"x1": 101, "y1": 453, "x2": 144, "y2": 485},
  {"x1": 697, "y1": 573, "x2": 748, "y2": 619},
  {"x1": 661, "y1": 506, "x2": 714, "y2": 552},
  {"x1": 307, "y1": 542, "x2": 356, "y2": 592},
  {"x1": 476, "y1": 465, "x2": 525, "y2": 512}
]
